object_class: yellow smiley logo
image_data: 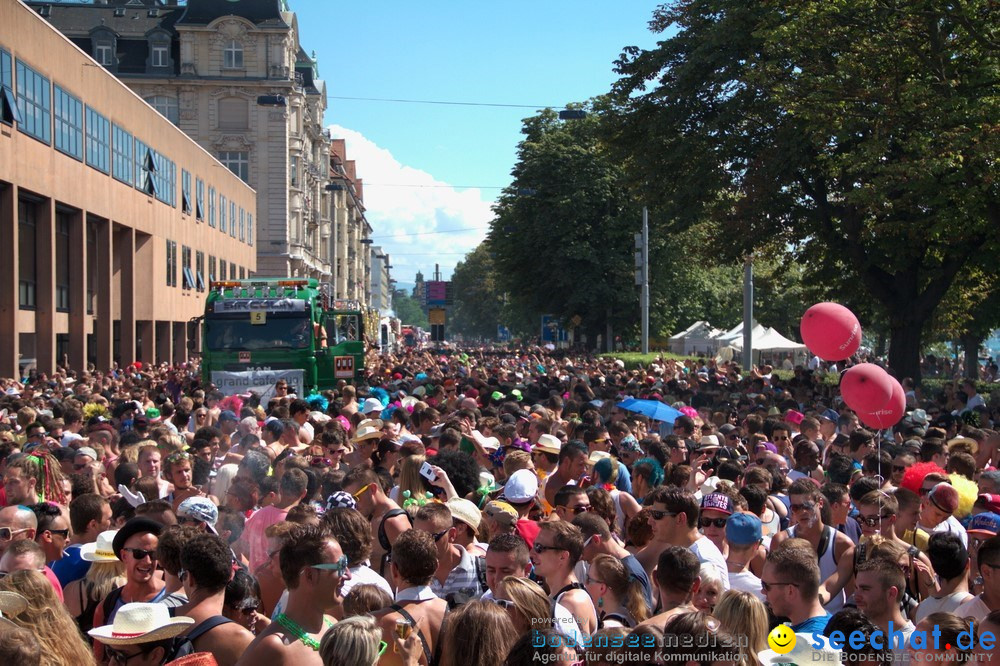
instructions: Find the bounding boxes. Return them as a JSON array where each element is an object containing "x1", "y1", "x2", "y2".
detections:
[{"x1": 767, "y1": 625, "x2": 796, "y2": 654}]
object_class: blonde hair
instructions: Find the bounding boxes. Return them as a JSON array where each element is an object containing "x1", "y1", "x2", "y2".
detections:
[
  {"x1": 82, "y1": 560, "x2": 127, "y2": 609},
  {"x1": 496, "y1": 576, "x2": 551, "y2": 633},
  {"x1": 0, "y1": 570, "x2": 96, "y2": 666},
  {"x1": 397, "y1": 454, "x2": 427, "y2": 503},
  {"x1": 503, "y1": 450, "x2": 532, "y2": 477},
  {"x1": 319, "y1": 614, "x2": 382, "y2": 666},
  {"x1": 589, "y1": 554, "x2": 650, "y2": 624},
  {"x1": 714, "y1": 590, "x2": 768, "y2": 666}
]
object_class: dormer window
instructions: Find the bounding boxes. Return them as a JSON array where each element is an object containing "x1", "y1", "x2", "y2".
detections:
[
  {"x1": 223, "y1": 40, "x2": 243, "y2": 69},
  {"x1": 95, "y1": 42, "x2": 113, "y2": 66},
  {"x1": 152, "y1": 44, "x2": 168, "y2": 68}
]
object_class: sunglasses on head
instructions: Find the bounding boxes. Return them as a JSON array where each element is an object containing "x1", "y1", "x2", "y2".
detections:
[{"x1": 699, "y1": 517, "x2": 727, "y2": 529}]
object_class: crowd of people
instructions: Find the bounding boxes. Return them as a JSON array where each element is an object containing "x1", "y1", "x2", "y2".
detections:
[{"x1": 0, "y1": 349, "x2": 998, "y2": 666}]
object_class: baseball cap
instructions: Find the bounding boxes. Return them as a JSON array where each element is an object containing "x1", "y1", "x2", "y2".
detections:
[
  {"x1": 700, "y1": 492, "x2": 734, "y2": 515},
  {"x1": 819, "y1": 408, "x2": 840, "y2": 423},
  {"x1": 219, "y1": 410, "x2": 238, "y2": 423},
  {"x1": 503, "y1": 469, "x2": 539, "y2": 504},
  {"x1": 484, "y1": 501, "x2": 518, "y2": 530},
  {"x1": 362, "y1": 397, "x2": 384, "y2": 415},
  {"x1": 726, "y1": 513, "x2": 763, "y2": 546},
  {"x1": 968, "y1": 512, "x2": 1000, "y2": 537},
  {"x1": 447, "y1": 498, "x2": 482, "y2": 531},
  {"x1": 75, "y1": 447, "x2": 99, "y2": 461},
  {"x1": 975, "y1": 494, "x2": 1000, "y2": 515},
  {"x1": 928, "y1": 483, "x2": 959, "y2": 515},
  {"x1": 177, "y1": 497, "x2": 219, "y2": 532},
  {"x1": 718, "y1": 424, "x2": 737, "y2": 437}
]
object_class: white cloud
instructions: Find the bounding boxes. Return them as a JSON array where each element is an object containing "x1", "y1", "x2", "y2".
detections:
[{"x1": 326, "y1": 125, "x2": 493, "y2": 285}]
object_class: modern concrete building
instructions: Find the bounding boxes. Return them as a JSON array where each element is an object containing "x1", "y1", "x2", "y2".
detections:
[
  {"x1": 0, "y1": 0, "x2": 256, "y2": 378},
  {"x1": 28, "y1": 0, "x2": 367, "y2": 291}
]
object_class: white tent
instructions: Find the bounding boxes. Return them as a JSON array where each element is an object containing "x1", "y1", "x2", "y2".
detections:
[
  {"x1": 669, "y1": 321, "x2": 724, "y2": 356},
  {"x1": 716, "y1": 322, "x2": 807, "y2": 353}
]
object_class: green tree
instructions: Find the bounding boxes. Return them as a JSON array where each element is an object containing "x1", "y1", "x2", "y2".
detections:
[
  {"x1": 488, "y1": 105, "x2": 643, "y2": 347},
  {"x1": 393, "y1": 289, "x2": 428, "y2": 329},
  {"x1": 450, "y1": 242, "x2": 504, "y2": 340},
  {"x1": 606, "y1": 0, "x2": 1000, "y2": 381}
]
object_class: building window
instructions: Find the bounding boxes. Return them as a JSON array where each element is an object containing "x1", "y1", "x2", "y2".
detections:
[
  {"x1": 166, "y1": 240, "x2": 177, "y2": 287},
  {"x1": 56, "y1": 213, "x2": 71, "y2": 312},
  {"x1": 208, "y1": 255, "x2": 216, "y2": 284},
  {"x1": 144, "y1": 95, "x2": 178, "y2": 125},
  {"x1": 219, "y1": 259, "x2": 227, "y2": 282},
  {"x1": 248, "y1": 213, "x2": 253, "y2": 247},
  {"x1": 182, "y1": 245, "x2": 193, "y2": 290},
  {"x1": 15, "y1": 60, "x2": 50, "y2": 144},
  {"x1": 1, "y1": 49, "x2": 18, "y2": 125},
  {"x1": 87, "y1": 218, "x2": 97, "y2": 314},
  {"x1": 112, "y1": 124, "x2": 133, "y2": 185},
  {"x1": 196, "y1": 178, "x2": 205, "y2": 221},
  {"x1": 85, "y1": 107, "x2": 110, "y2": 174},
  {"x1": 182, "y1": 169, "x2": 192, "y2": 215},
  {"x1": 231, "y1": 263, "x2": 237, "y2": 280},
  {"x1": 239, "y1": 207, "x2": 245, "y2": 242},
  {"x1": 151, "y1": 44, "x2": 169, "y2": 68},
  {"x1": 95, "y1": 42, "x2": 113, "y2": 66},
  {"x1": 53, "y1": 86, "x2": 83, "y2": 160},
  {"x1": 289, "y1": 154, "x2": 298, "y2": 188},
  {"x1": 218, "y1": 151, "x2": 248, "y2": 183},
  {"x1": 217, "y1": 97, "x2": 248, "y2": 130},
  {"x1": 208, "y1": 186, "x2": 216, "y2": 228},
  {"x1": 135, "y1": 138, "x2": 156, "y2": 196},
  {"x1": 219, "y1": 194, "x2": 227, "y2": 234},
  {"x1": 18, "y1": 200, "x2": 36, "y2": 309},
  {"x1": 196, "y1": 251, "x2": 205, "y2": 291},
  {"x1": 223, "y1": 40, "x2": 243, "y2": 69},
  {"x1": 230, "y1": 200, "x2": 236, "y2": 237},
  {"x1": 152, "y1": 153, "x2": 176, "y2": 206},
  {"x1": 239, "y1": 266, "x2": 245, "y2": 279}
]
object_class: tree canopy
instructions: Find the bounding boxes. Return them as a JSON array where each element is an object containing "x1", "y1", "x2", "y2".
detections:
[{"x1": 605, "y1": 0, "x2": 1000, "y2": 380}]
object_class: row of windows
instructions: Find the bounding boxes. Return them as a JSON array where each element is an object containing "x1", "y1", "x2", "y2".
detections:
[
  {"x1": 1, "y1": 46, "x2": 253, "y2": 249},
  {"x1": 167, "y1": 240, "x2": 245, "y2": 289},
  {"x1": 91, "y1": 37, "x2": 243, "y2": 70}
]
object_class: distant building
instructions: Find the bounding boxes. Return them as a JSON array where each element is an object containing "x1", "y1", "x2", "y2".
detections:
[
  {"x1": 29, "y1": 0, "x2": 372, "y2": 303},
  {"x1": 370, "y1": 246, "x2": 392, "y2": 315},
  {"x1": 0, "y1": 0, "x2": 256, "y2": 377}
]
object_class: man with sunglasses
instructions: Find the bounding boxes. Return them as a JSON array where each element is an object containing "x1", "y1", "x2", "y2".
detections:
[
  {"x1": 28, "y1": 501, "x2": 70, "y2": 566},
  {"x1": 636, "y1": 487, "x2": 729, "y2": 592},
  {"x1": 771, "y1": 478, "x2": 854, "y2": 613},
  {"x1": 238, "y1": 525, "x2": 350, "y2": 666},
  {"x1": 342, "y1": 466, "x2": 410, "y2": 579},
  {"x1": 413, "y1": 502, "x2": 483, "y2": 600},
  {"x1": 531, "y1": 520, "x2": 597, "y2": 637},
  {"x1": 552, "y1": 485, "x2": 591, "y2": 522},
  {"x1": 573, "y1": 512, "x2": 653, "y2": 612},
  {"x1": 172, "y1": 534, "x2": 254, "y2": 665}
]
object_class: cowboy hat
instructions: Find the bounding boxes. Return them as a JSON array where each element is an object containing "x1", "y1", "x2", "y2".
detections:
[
  {"x1": 351, "y1": 424, "x2": 382, "y2": 444},
  {"x1": 534, "y1": 434, "x2": 561, "y2": 455},
  {"x1": 80, "y1": 530, "x2": 120, "y2": 563},
  {"x1": 89, "y1": 602, "x2": 195, "y2": 646}
]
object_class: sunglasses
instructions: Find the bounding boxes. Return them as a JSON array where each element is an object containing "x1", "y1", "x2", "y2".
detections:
[
  {"x1": 0, "y1": 527, "x2": 31, "y2": 541},
  {"x1": 567, "y1": 505, "x2": 591, "y2": 515},
  {"x1": 230, "y1": 600, "x2": 259, "y2": 616},
  {"x1": 699, "y1": 517, "x2": 728, "y2": 529},
  {"x1": 532, "y1": 542, "x2": 567, "y2": 554},
  {"x1": 351, "y1": 483, "x2": 372, "y2": 499},
  {"x1": 789, "y1": 502, "x2": 816, "y2": 513},
  {"x1": 858, "y1": 513, "x2": 893, "y2": 527},
  {"x1": 760, "y1": 580, "x2": 800, "y2": 593},
  {"x1": 892, "y1": 465, "x2": 908, "y2": 472},
  {"x1": 310, "y1": 554, "x2": 350, "y2": 575},
  {"x1": 121, "y1": 547, "x2": 157, "y2": 561},
  {"x1": 310, "y1": 457, "x2": 333, "y2": 468},
  {"x1": 649, "y1": 510, "x2": 678, "y2": 521},
  {"x1": 105, "y1": 646, "x2": 151, "y2": 664},
  {"x1": 45, "y1": 528, "x2": 70, "y2": 538},
  {"x1": 491, "y1": 598, "x2": 515, "y2": 610},
  {"x1": 430, "y1": 528, "x2": 451, "y2": 542}
]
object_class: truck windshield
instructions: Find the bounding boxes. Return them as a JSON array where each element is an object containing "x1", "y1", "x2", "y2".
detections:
[
  {"x1": 327, "y1": 314, "x2": 360, "y2": 345},
  {"x1": 205, "y1": 313, "x2": 313, "y2": 351}
]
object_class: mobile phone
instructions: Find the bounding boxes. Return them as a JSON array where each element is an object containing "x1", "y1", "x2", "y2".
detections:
[{"x1": 419, "y1": 461, "x2": 437, "y2": 482}]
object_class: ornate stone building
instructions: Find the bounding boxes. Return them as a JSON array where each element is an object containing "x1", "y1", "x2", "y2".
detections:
[{"x1": 31, "y1": 0, "x2": 373, "y2": 302}]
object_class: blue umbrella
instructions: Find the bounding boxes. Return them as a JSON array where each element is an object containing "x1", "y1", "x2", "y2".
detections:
[{"x1": 618, "y1": 399, "x2": 682, "y2": 424}]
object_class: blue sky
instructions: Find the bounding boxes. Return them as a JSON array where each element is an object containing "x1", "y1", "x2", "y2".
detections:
[{"x1": 293, "y1": 1, "x2": 665, "y2": 284}]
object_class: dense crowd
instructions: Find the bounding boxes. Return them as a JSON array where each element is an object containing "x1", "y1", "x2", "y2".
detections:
[{"x1": 0, "y1": 349, "x2": 998, "y2": 666}]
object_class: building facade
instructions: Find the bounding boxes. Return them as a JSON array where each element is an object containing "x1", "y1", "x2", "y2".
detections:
[
  {"x1": 30, "y1": 0, "x2": 376, "y2": 301},
  {"x1": 329, "y1": 137, "x2": 373, "y2": 305},
  {"x1": 0, "y1": 0, "x2": 257, "y2": 378},
  {"x1": 369, "y1": 246, "x2": 392, "y2": 315}
]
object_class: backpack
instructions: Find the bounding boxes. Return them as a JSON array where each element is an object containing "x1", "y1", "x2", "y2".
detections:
[{"x1": 165, "y1": 615, "x2": 234, "y2": 662}]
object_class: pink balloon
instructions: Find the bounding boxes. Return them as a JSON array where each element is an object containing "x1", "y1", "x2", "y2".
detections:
[
  {"x1": 840, "y1": 363, "x2": 893, "y2": 413},
  {"x1": 800, "y1": 302, "x2": 862, "y2": 361},
  {"x1": 858, "y1": 377, "x2": 906, "y2": 430}
]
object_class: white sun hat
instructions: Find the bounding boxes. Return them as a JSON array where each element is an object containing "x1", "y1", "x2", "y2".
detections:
[{"x1": 88, "y1": 602, "x2": 195, "y2": 646}]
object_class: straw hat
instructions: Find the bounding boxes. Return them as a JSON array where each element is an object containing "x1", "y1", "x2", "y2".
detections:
[
  {"x1": 0, "y1": 590, "x2": 28, "y2": 617},
  {"x1": 351, "y1": 424, "x2": 382, "y2": 444},
  {"x1": 534, "y1": 434, "x2": 561, "y2": 456},
  {"x1": 586, "y1": 450, "x2": 611, "y2": 466},
  {"x1": 80, "y1": 530, "x2": 120, "y2": 562},
  {"x1": 89, "y1": 602, "x2": 195, "y2": 646}
]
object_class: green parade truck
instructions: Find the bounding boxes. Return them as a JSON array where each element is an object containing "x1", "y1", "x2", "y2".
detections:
[{"x1": 200, "y1": 278, "x2": 365, "y2": 399}]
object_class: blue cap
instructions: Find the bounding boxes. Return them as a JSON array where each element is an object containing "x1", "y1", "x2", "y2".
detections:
[
  {"x1": 819, "y1": 408, "x2": 840, "y2": 423},
  {"x1": 219, "y1": 409, "x2": 238, "y2": 422},
  {"x1": 968, "y1": 512, "x2": 1000, "y2": 537},
  {"x1": 725, "y1": 512, "x2": 762, "y2": 545}
]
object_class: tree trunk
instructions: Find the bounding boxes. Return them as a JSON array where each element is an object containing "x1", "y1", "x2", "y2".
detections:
[
  {"x1": 962, "y1": 333, "x2": 981, "y2": 380},
  {"x1": 887, "y1": 321, "x2": 923, "y2": 384}
]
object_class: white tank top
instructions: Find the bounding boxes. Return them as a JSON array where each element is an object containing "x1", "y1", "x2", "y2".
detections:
[{"x1": 787, "y1": 524, "x2": 844, "y2": 613}]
